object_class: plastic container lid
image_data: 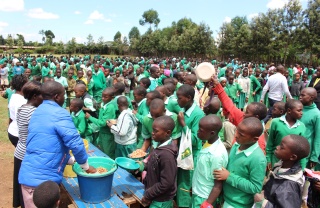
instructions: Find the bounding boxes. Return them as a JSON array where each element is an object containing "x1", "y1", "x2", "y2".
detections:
[{"x1": 195, "y1": 62, "x2": 215, "y2": 82}]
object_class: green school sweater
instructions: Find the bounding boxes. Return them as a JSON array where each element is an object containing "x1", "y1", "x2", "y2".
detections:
[
  {"x1": 71, "y1": 110, "x2": 92, "y2": 138},
  {"x1": 266, "y1": 115, "x2": 306, "y2": 165},
  {"x1": 141, "y1": 110, "x2": 182, "y2": 148},
  {"x1": 92, "y1": 70, "x2": 106, "y2": 91},
  {"x1": 166, "y1": 97, "x2": 182, "y2": 114},
  {"x1": 182, "y1": 102, "x2": 205, "y2": 160},
  {"x1": 301, "y1": 103, "x2": 320, "y2": 163},
  {"x1": 225, "y1": 83, "x2": 243, "y2": 103},
  {"x1": 89, "y1": 101, "x2": 116, "y2": 134},
  {"x1": 223, "y1": 142, "x2": 266, "y2": 208},
  {"x1": 41, "y1": 66, "x2": 50, "y2": 77},
  {"x1": 28, "y1": 64, "x2": 41, "y2": 76}
]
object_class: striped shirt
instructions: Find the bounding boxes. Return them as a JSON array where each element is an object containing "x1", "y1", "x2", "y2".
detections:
[{"x1": 14, "y1": 105, "x2": 36, "y2": 161}]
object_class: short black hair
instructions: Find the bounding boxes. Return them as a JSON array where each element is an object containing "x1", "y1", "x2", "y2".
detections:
[
  {"x1": 113, "y1": 82, "x2": 125, "y2": 95},
  {"x1": 241, "y1": 117, "x2": 263, "y2": 137},
  {"x1": 133, "y1": 86, "x2": 147, "y2": 97},
  {"x1": 71, "y1": 98, "x2": 84, "y2": 109},
  {"x1": 11, "y1": 75, "x2": 28, "y2": 91},
  {"x1": 177, "y1": 84, "x2": 195, "y2": 100},
  {"x1": 140, "y1": 77, "x2": 151, "y2": 88},
  {"x1": 163, "y1": 78, "x2": 175, "y2": 85},
  {"x1": 248, "y1": 102, "x2": 268, "y2": 120},
  {"x1": 200, "y1": 115, "x2": 223, "y2": 133},
  {"x1": 286, "y1": 134, "x2": 310, "y2": 160},
  {"x1": 33, "y1": 181, "x2": 60, "y2": 208},
  {"x1": 285, "y1": 99, "x2": 302, "y2": 112},
  {"x1": 153, "y1": 115, "x2": 175, "y2": 132},
  {"x1": 41, "y1": 81, "x2": 64, "y2": 100},
  {"x1": 22, "y1": 81, "x2": 42, "y2": 100},
  {"x1": 164, "y1": 83, "x2": 175, "y2": 95},
  {"x1": 147, "y1": 90, "x2": 162, "y2": 100},
  {"x1": 117, "y1": 96, "x2": 128, "y2": 107},
  {"x1": 150, "y1": 98, "x2": 165, "y2": 111},
  {"x1": 274, "y1": 101, "x2": 286, "y2": 112},
  {"x1": 150, "y1": 66, "x2": 159, "y2": 74}
]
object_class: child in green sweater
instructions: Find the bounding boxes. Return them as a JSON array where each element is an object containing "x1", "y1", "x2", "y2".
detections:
[
  {"x1": 214, "y1": 117, "x2": 267, "y2": 208},
  {"x1": 85, "y1": 88, "x2": 116, "y2": 159},
  {"x1": 299, "y1": 87, "x2": 320, "y2": 169},
  {"x1": 266, "y1": 99, "x2": 306, "y2": 170},
  {"x1": 70, "y1": 98, "x2": 92, "y2": 142}
]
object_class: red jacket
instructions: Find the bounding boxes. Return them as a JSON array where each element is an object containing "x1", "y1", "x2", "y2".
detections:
[{"x1": 212, "y1": 84, "x2": 266, "y2": 153}]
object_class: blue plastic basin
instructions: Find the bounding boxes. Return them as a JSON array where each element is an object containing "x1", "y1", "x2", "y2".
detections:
[{"x1": 72, "y1": 157, "x2": 117, "y2": 203}]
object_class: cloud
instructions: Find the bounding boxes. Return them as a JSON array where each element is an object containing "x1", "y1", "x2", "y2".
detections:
[
  {"x1": 108, "y1": 13, "x2": 118, "y2": 18},
  {"x1": 248, "y1": 13, "x2": 259, "y2": 19},
  {"x1": 84, "y1": 20, "x2": 94, "y2": 25},
  {"x1": 84, "y1": 10, "x2": 112, "y2": 24},
  {"x1": 267, "y1": 0, "x2": 287, "y2": 9},
  {"x1": 74, "y1": 11, "x2": 81, "y2": 15},
  {"x1": 0, "y1": 21, "x2": 9, "y2": 33},
  {"x1": 0, "y1": 0, "x2": 24, "y2": 12},
  {"x1": 224, "y1": 16, "x2": 231, "y2": 23},
  {"x1": 89, "y1": 10, "x2": 104, "y2": 20},
  {"x1": 27, "y1": 8, "x2": 59, "y2": 19}
]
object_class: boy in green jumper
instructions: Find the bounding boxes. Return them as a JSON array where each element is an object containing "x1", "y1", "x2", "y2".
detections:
[
  {"x1": 224, "y1": 75, "x2": 244, "y2": 107},
  {"x1": 266, "y1": 99, "x2": 306, "y2": 170},
  {"x1": 140, "y1": 98, "x2": 181, "y2": 152},
  {"x1": 92, "y1": 64, "x2": 106, "y2": 105},
  {"x1": 176, "y1": 84, "x2": 205, "y2": 207},
  {"x1": 191, "y1": 115, "x2": 228, "y2": 208},
  {"x1": 70, "y1": 98, "x2": 93, "y2": 142},
  {"x1": 85, "y1": 88, "x2": 116, "y2": 159},
  {"x1": 132, "y1": 86, "x2": 149, "y2": 148},
  {"x1": 299, "y1": 87, "x2": 320, "y2": 169},
  {"x1": 214, "y1": 117, "x2": 267, "y2": 208}
]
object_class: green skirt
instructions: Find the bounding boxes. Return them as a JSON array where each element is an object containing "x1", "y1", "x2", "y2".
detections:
[
  {"x1": 238, "y1": 92, "x2": 246, "y2": 109},
  {"x1": 150, "y1": 200, "x2": 173, "y2": 208}
]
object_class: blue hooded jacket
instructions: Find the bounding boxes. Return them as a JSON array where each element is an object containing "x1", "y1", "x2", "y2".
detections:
[{"x1": 19, "y1": 100, "x2": 88, "y2": 187}]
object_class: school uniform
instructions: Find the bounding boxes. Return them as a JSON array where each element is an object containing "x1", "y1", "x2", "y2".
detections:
[
  {"x1": 266, "y1": 115, "x2": 306, "y2": 167},
  {"x1": 89, "y1": 101, "x2": 116, "y2": 159},
  {"x1": 148, "y1": 77, "x2": 158, "y2": 91},
  {"x1": 300, "y1": 103, "x2": 320, "y2": 164},
  {"x1": 41, "y1": 66, "x2": 50, "y2": 77},
  {"x1": 92, "y1": 70, "x2": 106, "y2": 104},
  {"x1": 224, "y1": 82, "x2": 243, "y2": 107},
  {"x1": 166, "y1": 96, "x2": 182, "y2": 114},
  {"x1": 141, "y1": 110, "x2": 181, "y2": 149},
  {"x1": 110, "y1": 109, "x2": 138, "y2": 158},
  {"x1": 191, "y1": 138, "x2": 228, "y2": 208},
  {"x1": 28, "y1": 64, "x2": 41, "y2": 76},
  {"x1": 71, "y1": 110, "x2": 92, "y2": 141},
  {"x1": 135, "y1": 98, "x2": 149, "y2": 149},
  {"x1": 143, "y1": 140, "x2": 178, "y2": 208},
  {"x1": 237, "y1": 76, "x2": 250, "y2": 109},
  {"x1": 105, "y1": 75, "x2": 113, "y2": 88},
  {"x1": 177, "y1": 102, "x2": 204, "y2": 207},
  {"x1": 290, "y1": 80, "x2": 304, "y2": 100},
  {"x1": 223, "y1": 142, "x2": 267, "y2": 208},
  {"x1": 248, "y1": 75, "x2": 262, "y2": 103}
]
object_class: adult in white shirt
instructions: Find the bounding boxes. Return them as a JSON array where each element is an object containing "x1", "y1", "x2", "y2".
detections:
[
  {"x1": 8, "y1": 75, "x2": 28, "y2": 147},
  {"x1": 260, "y1": 65, "x2": 292, "y2": 123}
]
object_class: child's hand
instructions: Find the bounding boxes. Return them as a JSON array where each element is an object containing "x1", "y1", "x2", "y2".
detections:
[
  {"x1": 254, "y1": 192, "x2": 265, "y2": 203},
  {"x1": 210, "y1": 75, "x2": 220, "y2": 88},
  {"x1": 213, "y1": 167, "x2": 229, "y2": 181},
  {"x1": 85, "y1": 112, "x2": 91, "y2": 119},
  {"x1": 141, "y1": 196, "x2": 151, "y2": 206},
  {"x1": 132, "y1": 109, "x2": 137, "y2": 115},
  {"x1": 85, "y1": 165, "x2": 97, "y2": 174},
  {"x1": 267, "y1": 163, "x2": 272, "y2": 171},
  {"x1": 252, "y1": 91, "x2": 256, "y2": 96},
  {"x1": 178, "y1": 112, "x2": 186, "y2": 127}
]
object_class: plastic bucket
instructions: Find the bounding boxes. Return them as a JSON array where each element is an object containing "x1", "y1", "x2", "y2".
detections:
[
  {"x1": 73, "y1": 157, "x2": 117, "y2": 203},
  {"x1": 63, "y1": 139, "x2": 89, "y2": 177}
]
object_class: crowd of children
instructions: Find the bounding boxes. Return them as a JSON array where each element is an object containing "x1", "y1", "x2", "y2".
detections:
[{"x1": 1, "y1": 53, "x2": 320, "y2": 208}]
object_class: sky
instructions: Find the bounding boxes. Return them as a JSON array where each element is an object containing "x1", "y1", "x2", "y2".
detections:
[{"x1": 0, "y1": 0, "x2": 308, "y2": 44}]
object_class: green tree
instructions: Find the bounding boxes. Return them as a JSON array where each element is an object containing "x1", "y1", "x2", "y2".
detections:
[
  {"x1": 66, "y1": 37, "x2": 77, "y2": 55},
  {"x1": 16, "y1": 34, "x2": 25, "y2": 45},
  {"x1": 97, "y1": 36, "x2": 104, "y2": 54},
  {"x1": 5, "y1": 34, "x2": 14, "y2": 49},
  {"x1": 114, "y1": 31, "x2": 122, "y2": 42},
  {"x1": 176, "y1": 18, "x2": 196, "y2": 35},
  {"x1": 128, "y1": 26, "x2": 140, "y2": 40},
  {"x1": 86, "y1": 34, "x2": 95, "y2": 53},
  {"x1": 139, "y1": 9, "x2": 160, "y2": 30},
  {"x1": 0, "y1": 35, "x2": 5, "y2": 45}
]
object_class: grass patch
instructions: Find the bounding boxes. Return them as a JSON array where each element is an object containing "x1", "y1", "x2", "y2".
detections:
[{"x1": 0, "y1": 97, "x2": 9, "y2": 143}]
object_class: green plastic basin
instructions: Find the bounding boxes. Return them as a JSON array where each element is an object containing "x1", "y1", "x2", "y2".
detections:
[{"x1": 115, "y1": 157, "x2": 139, "y2": 171}]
